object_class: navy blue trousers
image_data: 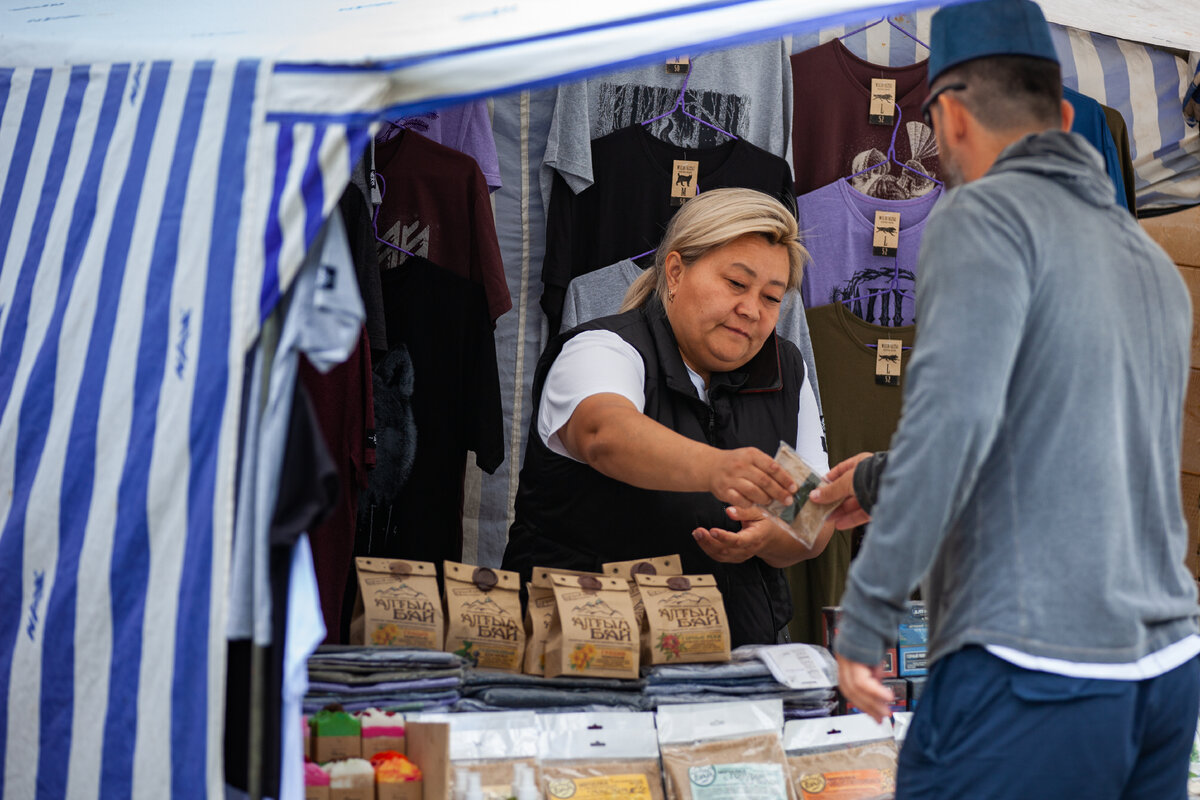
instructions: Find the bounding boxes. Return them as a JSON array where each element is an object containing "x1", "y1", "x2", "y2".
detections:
[{"x1": 897, "y1": 645, "x2": 1200, "y2": 800}]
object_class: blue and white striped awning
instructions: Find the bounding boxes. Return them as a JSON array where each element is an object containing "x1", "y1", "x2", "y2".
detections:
[{"x1": 0, "y1": 1, "x2": 1196, "y2": 798}]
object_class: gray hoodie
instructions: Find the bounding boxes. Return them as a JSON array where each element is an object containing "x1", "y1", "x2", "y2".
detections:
[{"x1": 836, "y1": 131, "x2": 1200, "y2": 668}]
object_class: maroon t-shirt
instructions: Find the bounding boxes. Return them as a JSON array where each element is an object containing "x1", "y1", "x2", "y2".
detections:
[
  {"x1": 374, "y1": 129, "x2": 511, "y2": 322},
  {"x1": 791, "y1": 40, "x2": 940, "y2": 199}
]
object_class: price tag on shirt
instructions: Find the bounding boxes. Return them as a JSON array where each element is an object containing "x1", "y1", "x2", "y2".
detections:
[
  {"x1": 869, "y1": 78, "x2": 897, "y2": 125},
  {"x1": 872, "y1": 210, "x2": 900, "y2": 257},
  {"x1": 671, "y1": 159, "x2": 699, "y2": 206},
  {"x1": 875, "y1": 339, "x2": 903, "y2": 386},
  {"x1": 666, "y1": 55, "x2": 690, "y2": 74},
  {"x1": 368, "y1": 138, "x2": 382, "y2": 206}
]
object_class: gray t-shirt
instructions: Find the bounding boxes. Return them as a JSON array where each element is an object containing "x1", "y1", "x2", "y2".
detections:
[
  {"x1": 542, "y1": 40, "x2": 794, "y2": 209},
  {"x1": 560, "y1": 259, "x2": 821, "y2": 413}
]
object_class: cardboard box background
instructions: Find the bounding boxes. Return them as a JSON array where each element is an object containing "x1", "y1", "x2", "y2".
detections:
[
  {"x1": 406, "y1": 722, "x2": 450, "y2": 800},
  {"x1": 1183, "y1": 472, "x2": 1200, "y2": 580}
]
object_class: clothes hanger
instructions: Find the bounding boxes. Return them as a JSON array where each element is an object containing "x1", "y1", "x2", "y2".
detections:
[
  {"x1": 844, "y1": 102, "x2": 942, "y2": 187},
  {"x1": 839, "y1": 16, "x2": 930, "y2": 50},
  {"x1": 641, "y1": 57, "x2": 739, "y2": 141},
  {"x1": 370, "y1": 172, "x2": 417, "y2": 259}
]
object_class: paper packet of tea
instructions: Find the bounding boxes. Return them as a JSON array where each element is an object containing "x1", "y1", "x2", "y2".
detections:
[
  {"x1": 443, "y1": 562, "x2": 525, "y2": 672},
  {"x1": 545, "y1": 574, "x2": 639, "y2": 679},
  {"x1": 525, "y1": 566, "x2": 602, "y2": 676},
  {"x1": 758, "y1": 442, "x2": 838, "y2": 549},
  {"x1": 354, "y1": 558, "x2": 443, "y2": 649},
  {"x1": 637, "y1": 574, "x2": 730, "y2": 665},
  {"x1": 602, "y1": 555, "x2": 682, "y2": 630}
]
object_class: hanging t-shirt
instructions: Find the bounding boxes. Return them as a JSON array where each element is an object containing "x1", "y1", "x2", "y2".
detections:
[
  {"x1": 542, "y1": 124, "x2": 794, "y2": 336},
  {"x1": 559, "y1": 258, "x2": 823, "y2": 411},
  {"x1": 790, "y1": 39, "x2": 940, "y2": 199},
  {"x1": 373, "y1": 129, "x2": 511, "y2": 322},
  {"x1": 300, "y1": 326, "x2": 375, "y2": 645},
  {"x1": 385, "y1": 99, "x2": 503, "y2": 192},
  {"x1": 787, "y1": 300, "x2": 916, "y2": 645},
  {"x1": 1101, "y1": 104, "x2": 1137, "y2": 213},
  {"x1": 370, "y1": 255, "x2": 505, "y2": 566},
  {"x1": 1064, "y1": 86, "x2": 1130, "y2": 213},
  {"x1": 796, "y1": 178, "x2": 940, "y2": 327},
  {"x1": 543, "y1": 40, "x2": 794, "y2": 204}
]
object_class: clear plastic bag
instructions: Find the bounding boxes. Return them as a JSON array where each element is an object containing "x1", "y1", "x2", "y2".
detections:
[{"x1": 758, "y1": 443, "x2": 839, "y2": 549}]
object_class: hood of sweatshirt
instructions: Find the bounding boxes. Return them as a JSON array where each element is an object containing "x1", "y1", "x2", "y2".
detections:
[{"x1": 985, "y1": 130, "x2": 1115, "y2": 209}]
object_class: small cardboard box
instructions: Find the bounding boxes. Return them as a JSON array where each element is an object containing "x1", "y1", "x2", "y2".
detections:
[
  {"x1": 1141, "y1": 205, "x2": 1200, "y2": 268},
  {"x1": 329, "y1": 786, "x2": 372, "y2": 800},
  {"x1": 898, "y1": 603, "x2": 928, "y2": 677},
  {"x1": 406, "y1": 721, "x2": 450, "y2": 800},
  {"x1": 907, "y1": 677, "x2": 928, "y2": 711},
  {"x1": 843, "y1": 678, "x2": 907, "y2": 715},
  {"x1": 821, "y1": 606, "x2": 898, "y2": 678},
  {"x1": 306, "y1": 787, "x2": 330, "y2": 800},
  {"x1": 377, "y1": 781, "x2": 422, "y2": 800},
  {"x1": 312, "y1": 709, "x2": 362, "y2": 763}
]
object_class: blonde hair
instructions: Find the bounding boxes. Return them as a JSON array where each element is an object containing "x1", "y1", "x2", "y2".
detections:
[{"x1": 620, "y1": 188, "x2": 807, "y2": 312}]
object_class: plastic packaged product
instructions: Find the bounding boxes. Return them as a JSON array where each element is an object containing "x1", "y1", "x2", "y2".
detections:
[
  {"x1": 890, "y1": 713, "x2": 912, "y2": 748},
  {"x1": 784, "y1": 715, "x2": 897, "y2": 800},
  {"x1": 538, "y1": 712, "x2": 665, "y2": 800},
  {"x1": 329, "y1": 758, "x2": 375, "y2": 800},
  {"x1": 758, "y1": 442, "x2": 838, "y2": 548},
  {"x1": 656, "y1": 699, "x2": 795, "y2": 800},
  {"x1": 415, "y1": 710, "x2": 540, "y2": 800},
  {"x1": 359, "y1": 708, "x2": 407, "y2": 757},
  {"x1": 305, "y1": 761, "x2": 331, "y2": 800}
]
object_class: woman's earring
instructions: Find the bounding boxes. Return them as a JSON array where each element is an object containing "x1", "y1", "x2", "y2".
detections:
[{"x1": 668, "y1": 288, "x2": 676, "y2": 302}]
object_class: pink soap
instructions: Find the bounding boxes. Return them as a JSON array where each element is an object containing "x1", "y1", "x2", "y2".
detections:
[
  {"x1": 304, "y1": 762, "x2": 331, "y2": 787},
  {"x1": 358, "y1": 708, "x2": 406, "y2": 738}
]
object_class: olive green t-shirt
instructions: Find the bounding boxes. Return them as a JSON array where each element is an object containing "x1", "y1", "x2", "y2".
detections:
[{"x1": 788, "y1": 301, "x2": 916, "y2": 643}]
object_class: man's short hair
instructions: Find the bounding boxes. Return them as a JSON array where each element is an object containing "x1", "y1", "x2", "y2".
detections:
[{"x1": 935, "y1": 55, "x2": 1063, "y2": 132}]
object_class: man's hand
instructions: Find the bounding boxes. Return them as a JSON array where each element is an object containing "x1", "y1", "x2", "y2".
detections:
[
  {"x1": 810, "y1": 452, "x2": 873, "y2": 530},
  {"x1": 705, "y1": 447, "x2": 799, "y2": 508},
  {"x1": 836, "y1": 653, "x2": 895, "y2": 723}
]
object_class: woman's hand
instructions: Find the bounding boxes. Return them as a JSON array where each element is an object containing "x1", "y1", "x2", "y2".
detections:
[
  {"x1": 704, "y1": 447, "x2": 798, "y2": 508},
  {"x1": 693, "y1": 505, "x2": 834, "y2": 567}
]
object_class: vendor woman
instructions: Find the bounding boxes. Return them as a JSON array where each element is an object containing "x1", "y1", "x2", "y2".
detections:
[{"x1": 502, "y1": 188, "x2": 833, "y2": 646}]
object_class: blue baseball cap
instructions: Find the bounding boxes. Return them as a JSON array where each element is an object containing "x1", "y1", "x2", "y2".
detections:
[{"x1": 929, "y1": 0, "x2": 1059, "y2": 83}]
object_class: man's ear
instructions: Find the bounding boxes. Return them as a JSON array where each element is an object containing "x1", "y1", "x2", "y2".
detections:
[
  {"x1": 1060, "y1": 97, "x2": 1075, "y2": 132},
  {"x1": 938, "y1": 93, "x2": 970, "y2": 148}
]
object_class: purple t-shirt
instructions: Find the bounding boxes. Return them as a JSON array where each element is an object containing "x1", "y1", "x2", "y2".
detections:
[
  {"x1": 385, "y1": 100, "x2": 502, "y2": 192},
  {"x1": 797, "y1": 179, "x2": 941, "y2": 327}
]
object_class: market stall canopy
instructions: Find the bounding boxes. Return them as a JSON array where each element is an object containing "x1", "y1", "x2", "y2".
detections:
[
  {"x1": 1040, "y1": 0, "x2": 1200, "y2": 53},
  {"x1": 0, "y1": 0, "x2": 958, "y2": 114}
]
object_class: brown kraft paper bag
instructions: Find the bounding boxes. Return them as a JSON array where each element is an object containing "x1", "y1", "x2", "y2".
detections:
[
  {"x1": 443, "y1": 562, "x2": 525, "y2": 671},
  {"x1": 525, "y1": 566, "x2": 601, "y2": 675},
  {"x1": 545, "y1": 574, "x2": 639, "y2": 679},
  {"x1": 637, "y1": 574, "x2": 731, "y2": 664},
  {"x1": 602, "y1": 555, "x2": 682, "y2": 629},
  {"x1": 354, "y1": 557, "x2": 444, "y2": 649}
]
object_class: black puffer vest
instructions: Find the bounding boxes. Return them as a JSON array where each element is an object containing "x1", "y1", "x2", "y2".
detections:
[{"x1": 502, "y1": 300, "x2": 806, "y2": 647}]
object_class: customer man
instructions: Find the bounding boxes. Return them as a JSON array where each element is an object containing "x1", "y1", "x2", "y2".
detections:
[{"x1": 810, "y1": 1, "x2": 1200, "y2": 797}]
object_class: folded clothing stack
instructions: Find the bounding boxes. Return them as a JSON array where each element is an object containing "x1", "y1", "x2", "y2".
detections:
[
  {"x1": 454, "y1": 668, "x2": 648, "y2": 712},
  {"x1": 643, "y1": 659, "x2": 837, "y2": 719},
  {"x1": 304, "y1": 646, "x2": 466, "y2": 714}
]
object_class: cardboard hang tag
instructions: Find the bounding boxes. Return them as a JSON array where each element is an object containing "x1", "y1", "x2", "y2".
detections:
[
  {"x1": 869, "y1": 78, "x2": 897, "y2": 126},
  {"x1": 670, "y1": 160, "x2": 699, "y2": 206},
  {"x1": 872, "y1": 210, "x2": 900, "y2": 257},
  {"x1": 368, "y1": 138, "x2": 382, "y2": 205},
  {"x1": 666, "y1": 55, "x2": 690, "y2": 74},
  {"x1": 875, "y1": 339, "x2": 903, "y2": 386}
]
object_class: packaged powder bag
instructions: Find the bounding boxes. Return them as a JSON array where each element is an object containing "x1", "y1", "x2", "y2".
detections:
[
  {"x1": 354, "y1": 558, "x2": 444, "y2": 649},
  {"x1": 637, "y1": 574, "x2": 731, "y2": 665},
  {"x1": 525, "y1": 566, "x2": 601, "y2": 676},
  {"x1": 759, "y1": 442, "x2": 838, "y2": 549},
  {"x1": 538, "y1": 712, "x2": 665, "y2": 800},
  {"x1": 784, "y1": 715, "x2": 897, "y2": 800},
  {"x1": 545, "y1": 574, "x2": 640, "y2": 679},
  {"x1": 415, "y1": 710, "x2": 540, "y2": 800},
  {"x1": 602, "y1": 555, "x2": 682, "y2": 628},
  {"x1": 443, "y1": 562, "x2": 525, "y2": 671},
  {"x1": 657, "y1": 699, "x2": 795, "y2": 800}
]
